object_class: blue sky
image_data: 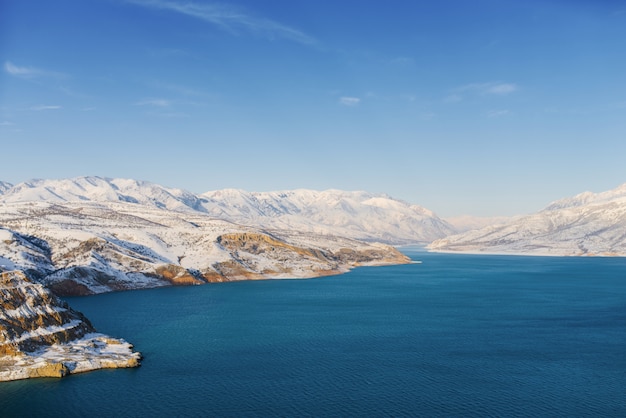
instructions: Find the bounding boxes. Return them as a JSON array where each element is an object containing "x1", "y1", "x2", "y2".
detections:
[{"x1": 1, "y1": 0, "x2": 625, "y2": 217}]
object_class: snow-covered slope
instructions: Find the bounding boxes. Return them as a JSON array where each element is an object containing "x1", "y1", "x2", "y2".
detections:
[
  {"x1": 429, "y1": 183, "x2": 626, "y2": 256},
  {"x1": 0, "y1": 200, "x2": 410, "y2": 295},
  {"x1": 0, "y1": 181, "x2": 12, "y2": 194},
  {"x1": 200, "y1": 189, "x2": 455, "y2": 244},
  {"x1": 0, "y1": 177, "x2": 454, "y2": 244},
  {"x1": 1, "y1": 177, "x2": 205, "y2": 213}
]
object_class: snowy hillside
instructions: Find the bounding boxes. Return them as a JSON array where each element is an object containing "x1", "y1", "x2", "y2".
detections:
[
  {"x1": 0, "y1": 181, "x2": 12, "y2": 194},
  {"x1": 429, "y1": 183, "x2": 626, "y2": 256},
  {"x1": 200, "y1": 188, "x2": 455, "y2": 244},
  {"x1": 1, "y1": 177, "x2": 204, "y2": 213},
  {"x1": 0, "y1": 200, "x2": 409, "y2": 295},
  {"x1": 0, "y1": 177, "x2": 454, "y2": 244}
]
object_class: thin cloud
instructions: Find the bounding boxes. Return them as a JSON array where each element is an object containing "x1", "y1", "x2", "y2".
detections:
[
  {"x1": 339, "y1": 97, "x2": 361, "y2": 106},
  {"x1": 457, "y1": 82, "x2": 518, "y2": 96},
  {"x1": 148, "y1": 80, "x2": 205, "y2": 97},
  {"x1": 486, "y1": 83, "x2": 517, "y2": 95},
  {"x1": 30, "y1": 105, "x2": 62, "y2": 111},
  {"x1": 5, "y1": 62, "x2": 42, "y2": 77},
  {"x1": 487, "y1": 109, "x2": 510, "y2": 118},
  {"x1": 4, "y1": 61, "x2": 64, "y2": 79},
  {"x1": 135, "y1": 98, "x2": 171, "y2": 107},
  {"x1": 445, "y1": 81, "x2": 518, "y2": 103},
  {"x1": 443, "y1": 94, "x2": 463, "y2": 103},
  {"x1": 127, "y1": 0, "x2": 317, "y2": 45},
  {"x1": 0, "y1": 121, "x2": 14, "y2": 126}
]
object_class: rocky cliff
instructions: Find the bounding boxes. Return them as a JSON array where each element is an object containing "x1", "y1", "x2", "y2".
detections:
[{"x1": 0, "y1": 270, "x2": 141, "y2": 381}]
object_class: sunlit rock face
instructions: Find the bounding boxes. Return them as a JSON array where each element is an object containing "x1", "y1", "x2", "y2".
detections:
[{"x1": 0, "y1": 271, "x2": 141, "y2": 381}]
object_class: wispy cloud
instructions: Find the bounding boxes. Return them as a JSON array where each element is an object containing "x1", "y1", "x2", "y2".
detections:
[
  {"x1": 5, "y1": 62, "x2": 42, "y2": 77},
  {"x1": 486, "y1": 109, "x2": 510, "y2": 118},
  {"x1": 443, "y1": 94, "x2": 463, "y2": 104},
  {"x1": 445, "y1": 81, "x2": 518, "y2": 103},
  {"x1": 4, "y1": 61, "x2": 64, "y2": 79},
  {"x1": 0, "y1": 121, "x2": 14, "y2": 126},
  {"x1": 127, "y1": 0, "x2": 317, "y2": 45},
  {"x1": 135, "y1": 98, "x2": 171, "y2": 107},
  {"x1": 148, "y1": 80, "x2": 206, "y2": 97},
  {"x1": 339, "y1": 97, "x2": 361, "y2": 106},
  {"x1": 485, "y1": 83, "x2": 517, "y2": 95},
  {"x1": 458, "y1": 82, "x2": 518, "y2": 96},
  {"x1": 388, "y1": 56, "x2": 414, "y2": 66},
  {"x1": 30, "y1": 105, "x2": 62, "y2": 111}
]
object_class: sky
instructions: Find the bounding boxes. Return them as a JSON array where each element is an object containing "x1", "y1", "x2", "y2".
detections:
[{"x1": 1, "y1": 0, "x2": 625, "y2": 217}]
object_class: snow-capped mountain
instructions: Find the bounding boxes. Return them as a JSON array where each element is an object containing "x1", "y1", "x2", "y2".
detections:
[
  {"x1": 0, "y1": 177, "x2": 455, "y2": 244},
  {"x1": 429, "y1": 183, "x2": 626, "y2": 256},
  {"x1": 200, "y1": 188, "x2": 455, "y2": 244}
]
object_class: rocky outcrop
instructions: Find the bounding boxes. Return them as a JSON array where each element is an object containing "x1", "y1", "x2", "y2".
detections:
[
  {"x1": 0, "y1": 270, "x2": 141, "y2": 381},
  {"x1": 209, "y1": 232, "x2": 410, "y2": 280}
]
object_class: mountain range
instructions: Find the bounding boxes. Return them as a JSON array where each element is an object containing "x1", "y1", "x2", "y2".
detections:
[
  {"x1": 0, "y1": 177, "x2": 454, "y2": 245},
  {"x1": 2, "y1": 177, "x2": 626, "y2": 261}
]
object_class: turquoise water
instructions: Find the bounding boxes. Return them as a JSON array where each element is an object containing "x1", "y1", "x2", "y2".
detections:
[{"x1": 1, "y1": 250, "x2": 625, "y2": 417}]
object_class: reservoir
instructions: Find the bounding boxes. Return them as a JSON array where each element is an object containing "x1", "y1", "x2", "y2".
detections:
[{"x1": 1, "y1": 249, "x2": 624, "y2": 416}]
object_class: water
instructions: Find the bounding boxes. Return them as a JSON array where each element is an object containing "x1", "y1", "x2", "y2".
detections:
[{"x1": 1, "y1": 250, "x2": 625, "y2": 417}]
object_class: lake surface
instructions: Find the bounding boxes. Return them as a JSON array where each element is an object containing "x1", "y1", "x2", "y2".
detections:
[{"x1": 1, "y1": 249, "x2": 625, "y2": 417}]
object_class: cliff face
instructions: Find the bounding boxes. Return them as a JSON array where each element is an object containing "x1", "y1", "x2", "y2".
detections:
[{"x1": 0, "y1": 271, "x2": 141, "y2": 381}]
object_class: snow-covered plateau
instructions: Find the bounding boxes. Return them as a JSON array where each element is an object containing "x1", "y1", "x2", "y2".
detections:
[{"x1": 429, "y1": 183, "x2": 626, "y2": 256}]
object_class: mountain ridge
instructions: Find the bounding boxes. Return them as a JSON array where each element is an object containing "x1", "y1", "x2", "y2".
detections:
[{"x1": 0, "y1": 176, "x2": 454, "y2": 245}]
